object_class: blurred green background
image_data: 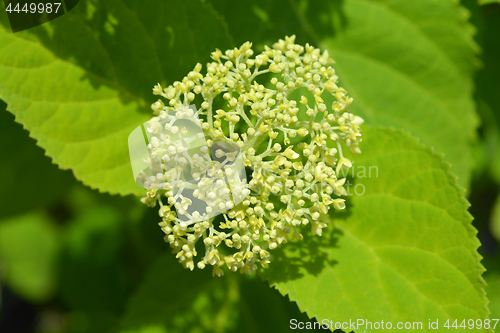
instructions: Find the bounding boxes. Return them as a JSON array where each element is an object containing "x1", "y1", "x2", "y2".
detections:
[{"x1": 1, "y1": 0, "x2": 500, "y2": 332}]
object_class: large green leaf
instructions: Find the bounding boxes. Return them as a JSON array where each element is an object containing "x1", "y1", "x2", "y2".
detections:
[
  {"x1": 121, "y1": 254, "x2": 323, "y2": 333},
  {"x1": 478, "y1": 0, "x2": 500, "y2": 5},
  {"x1": 0, "y1": 102, "x2": 75, "y2": 218},
  {"x1": 472, "y1": 2, "x2": 500, "y2": 183},
  {"x1": 484, "y1": 273, "x2": 500, "y2": 324},
  {"x1": 322, "y1": 0, "x2": 479, "y2": 189},
  {"x1": 492, "y1": 194, "x2": 500, "y2": 242},
  {"x1": 60, "y1": 206, "x2": 127, "y2": 315},
  {"x1": 262, "y1": 126, "x2": 488, "y2": 332},
  {"x1": 482, "y1": 257, "x2": 500, "y2": 327},
  {"x1": 121, "y1": 254, "x2": 240, "y2": 333},
  {"x1": 209, "y1": 0, "x2": 479, "y2": 188},
  {"x1": 0, "y1": 0, "x2": 232, "y2": 196},
  {"x1": 0, "y1": 211, "x2": 60, "y2": 302}
]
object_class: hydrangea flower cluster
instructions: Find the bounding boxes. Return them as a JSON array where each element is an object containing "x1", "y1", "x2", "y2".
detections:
[{"x1": 141, "y1": 36, "x2": 363, "y2": 276}]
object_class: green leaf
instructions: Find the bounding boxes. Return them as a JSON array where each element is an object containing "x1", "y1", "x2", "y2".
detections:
[
  {"x1": 121, "y1": 254, "x2": 240, "y2": 333},
  {"x1": 234, "y1": 275, "x2": 323, "y2": 332},
  {"x1": 321, "y1": 0, "x2": 480, "y2": 189},
  {"x1": 0, "y1": 211, "x2": 60, "y2": 302},
  {"x1": 121, "y1": 253, "x2": 320, "y2": 333},
  {"x1": 478, "y1": 0, "x2": 500, "y2": 5},
  {"x1": 64, "y1": 311, "x2": 120, "y2": 333},
  {"x1": 484, "y1": 273, "x2": 500, "y2": 322},
  {"x1": 60, "y1": 206, "x2": 127, "y2": 315},
  {"x1": 0, "y1": 102, "x2": 75, "y2": 218},
  {"x1": 209, "y1": 0, "x2": 479, "y2": 187},
  {"x1": 121, "y1": 326, "x2": 167, "y2": 333},
  {"x1": 0, "y1": 0, "x2": 232, "y2": 196},
  {"x1": 262, "y1": 126, "x2": 488, "y2": 332},
  {"x1": 482, "y1": 256, "x2": 500, "y2": 325},
  {"x1": 205, "y1": 0, "x2": 311, "y2": 48},
  {"x1": 492, "y1": 194, "x2": 500, "y2": 242},
  {"x1": 472, "y1": 3, "x2": 500, "y2": 183}
]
